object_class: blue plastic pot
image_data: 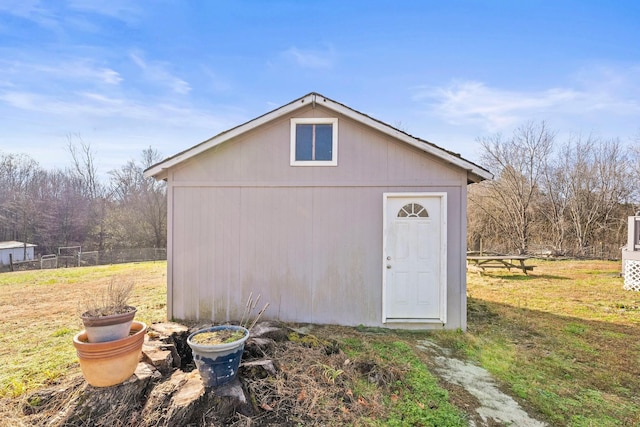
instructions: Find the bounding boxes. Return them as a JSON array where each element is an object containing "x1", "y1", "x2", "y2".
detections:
[{"x1": 187, "y1": 325, "x2": 249, "y2": 388}]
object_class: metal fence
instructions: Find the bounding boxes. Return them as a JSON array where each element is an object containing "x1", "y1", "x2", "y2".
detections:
[
  {"x1": 472, "y1": 242, "x2": 623, "y2": 261},
  {"x1": 1, "y1": 248, "x2": 167, "y2": 273}
]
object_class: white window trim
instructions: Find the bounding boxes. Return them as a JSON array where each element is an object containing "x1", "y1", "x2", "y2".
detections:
[{"x1": 290, "y1": 118, "x2": 338, "y2": 166}]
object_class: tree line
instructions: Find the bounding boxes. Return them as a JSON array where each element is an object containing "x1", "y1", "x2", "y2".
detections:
[
  {"x1": 469, "y1": 121, "x2": 640, "y2": 258},
  {"x1": 0, "y1": 136, "x2": 166, "y2": 257}
]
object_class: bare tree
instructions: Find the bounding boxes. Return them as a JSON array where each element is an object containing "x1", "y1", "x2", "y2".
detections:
[
  {"x1": 472, "y1": 121, "x2": 555, "y2": 254},
  {"x1": 539, "y1": 155, "x2": 571, "y2": 254},
  {"x1": 33, "y1": 169, "x2": 93, "y2": 252},
  {"x1": 67, "y1": 135, "x2": 109, "y2": 250},
  {"x1": 0, "y1": 152, "x2": 42, "y2": 255},
  {"x1": 467, "y1": 182, "x2": 504, "y2": 253},
  {"x1": 139, "y1": 147, "x2": 167, "y2": 248},
  {"x1": 630, "y1": 133, "x2": 640, "y2": 210},
  {"x1": 107, "y1": 147, "x2": 166, "y2": 248},
  {"x1": 557, "y1": 136, "x2": 632, "y2": 254},
  {"x1": 67, "y1": 134, "x2": 102, "y2": 200}
]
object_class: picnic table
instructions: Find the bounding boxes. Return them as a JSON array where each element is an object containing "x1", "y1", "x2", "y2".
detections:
[{"x1": 466, "y1": 254, "x2": 534, "y2": 275}]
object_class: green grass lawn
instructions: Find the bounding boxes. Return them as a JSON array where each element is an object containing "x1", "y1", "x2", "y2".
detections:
[
  {"x1": 431, "y1": 259, "x2": 640, "y2": 426},
  {"x1": 1, "y1": 260, "x2": 638, "y2": 426}
]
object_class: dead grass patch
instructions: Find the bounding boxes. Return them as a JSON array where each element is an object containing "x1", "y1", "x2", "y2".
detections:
[
  {"x1": 240, "y1": 340, "x2": 388, "y2": 425},
  {"x1": 0, "y1": 262, "x2": 167, "y2": 399}
]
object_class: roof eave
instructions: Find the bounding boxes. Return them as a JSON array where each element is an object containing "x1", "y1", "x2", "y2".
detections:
[
  {"x1": 315, "y1": 96, "x2": 492, "y2": 182},
  {"x1": 144, "y1": 92, "x2": 493, "y2": 182},
  {"x1": 143, "y1": 93, "x2": 318, "y2": 179}
]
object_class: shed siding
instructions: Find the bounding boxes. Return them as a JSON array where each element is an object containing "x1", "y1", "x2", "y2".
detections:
[
  {"x1": 170, "y1": 184, "x2": 464, "y2": 328},
  {"x1": 0, "y1": 247, "x2": 35, "y2": 265},
  {"x1": 167, "y1": 104, "x2": 469, "y2": 329},
  {"x1": 172, "y1": 105, "x2": 461, "y2": 186}
]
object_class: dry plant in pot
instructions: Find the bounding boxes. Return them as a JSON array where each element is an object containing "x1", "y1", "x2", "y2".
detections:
[
  {"x1": 79, "y1": 281, "x2": 137, "y2": 343},
  {"x1": 187, "y1": 292, "x2": 269, "y2": 388},
  {"x1": 74, "y1": 281, "x2": 146, "y2": 387},
  {"x1": 187, "y1": 324, "x2": 250, "y2": 388}
]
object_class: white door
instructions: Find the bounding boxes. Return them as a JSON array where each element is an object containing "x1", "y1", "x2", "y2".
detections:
[{"x1": 383, "y1": 193, "x2": 447, "y2": 323}]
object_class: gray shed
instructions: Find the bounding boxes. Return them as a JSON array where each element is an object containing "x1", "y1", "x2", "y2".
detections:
[{"x1": 145, "y1": 93, "x2": 491, "y2": 330}]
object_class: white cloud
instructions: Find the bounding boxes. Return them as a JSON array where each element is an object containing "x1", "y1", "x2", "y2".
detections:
[
  {"x1": 415, "y1": 81, "x2": 581, "y2": 130},
  {"x1": 0, "y1": 0, "x2": 142, "y2": 26},
  {"x1": 97, "y1": 68, "x2": 123, "y2": 85},
  {"x1": 0, "y1": 91, "x2": 38, "y2": 110},
  {"x1": 283, "y1": 46, "x2": 335, "y2": 69},
  {"x1": 0, "y1": 0, "x2": 60, "y2": 29},
  {"x1": 0, "y1": 0, "x2": 143, "y2": 36},
  {"x1": 0, "y1": 58, "x2": 122, "y2": 87},
  {"x1": 0, "y1": 81, "x2": 245, "y2": 176},
  {"x1": 415, "y1": 65, "x2": 640, "y2": 133},
  {"x1": 48, "y1": 62, "x2": 123, "y2": 86},
  {"x1": 0, "y1": 88, "x2": 235, "y2": 131},
  {"x1": 66, "y1": 0, "x2": 142, "y2": 24},
  {"x1": 130, "y1": 52, "x2": 191, "y2": 95},
  {"x1": 200, "y1": 66, "x2": 232, "y2": 93}
]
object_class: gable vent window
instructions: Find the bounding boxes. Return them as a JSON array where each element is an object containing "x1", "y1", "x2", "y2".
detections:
[
  {"x1": 397, "y1": 203, "x2": 428, "y2": 218},
  {"x1": 290, "y1": 118, "x2": 338, "y2": 166}
]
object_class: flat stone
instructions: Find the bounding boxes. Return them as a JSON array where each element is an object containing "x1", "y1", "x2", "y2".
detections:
[
  {"x1": 142, "y1": 344, "x2": 174, "y2": 374},
  {"x1": 240, "y1": 359, "x2": 278, "y2": 378},
  {"x1": 250, "y1": 321, "x2": 290, "y2": 341},
  {"x1": 417, "y1": 340, "x2": 547, "y2": 427},
  {"x1": 247, "y1": 336, "x2": 274, "y2": 348},
  {"x1": 212, "y1": 378, "x2": 246, "y2": 404},
  {"x1": 134, "y1": 362, "x2": 162, "y2": 382},
  {"x1": 145, "y1": 328, "x2": 183, "y2": 368},
  {"x1": 244, "y1": 336, "x2": 275, "y2": 358},
  {"x1": 149, "y1": 322, "x2": 190, "y2": 336},
  {"x1": 171, "y1": 371, "x2": 204, "y2": 407}
]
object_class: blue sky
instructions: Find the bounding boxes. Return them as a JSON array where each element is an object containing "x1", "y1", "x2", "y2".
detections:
[{"x1": 0, "y1": 0, "x2": 638, "y2": 177}]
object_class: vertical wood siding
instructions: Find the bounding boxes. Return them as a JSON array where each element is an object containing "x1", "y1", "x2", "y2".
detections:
[{"x1": 168, "y1": 105, "x2": 468, "y2": 329}]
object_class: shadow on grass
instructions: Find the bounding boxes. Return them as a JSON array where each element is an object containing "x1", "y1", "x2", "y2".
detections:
[
  {"x1": 486, "y1": 272, "x2": 570, "y2": 281},
  {"x1": 491, "y1": 274, "x2": 535, "y2": 281},
  {"x1": 457, "y1": 296, "x2": 640, "y2": 426}
]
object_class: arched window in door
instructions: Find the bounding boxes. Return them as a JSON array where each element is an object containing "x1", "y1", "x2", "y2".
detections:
[{"x1": 397, "y1": 203, "x2": 428, "y2": 218}]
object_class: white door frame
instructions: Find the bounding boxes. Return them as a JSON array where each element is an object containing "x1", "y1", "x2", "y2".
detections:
[{"x1": 382, "y1": 192, "x2": 447, "y2": 324}]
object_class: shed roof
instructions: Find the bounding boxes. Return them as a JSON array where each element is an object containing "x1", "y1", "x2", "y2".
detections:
[
  {"x1": 144, "y1": 92, "x2": 492, "y2": 183},
  {"x1": 0, "y1": 241, "x2": 36, "y2": 250}
]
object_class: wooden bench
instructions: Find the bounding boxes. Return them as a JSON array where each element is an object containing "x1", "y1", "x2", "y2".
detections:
[{"x1": 466, "y1": 255, "x2": 535, "y2": 275}]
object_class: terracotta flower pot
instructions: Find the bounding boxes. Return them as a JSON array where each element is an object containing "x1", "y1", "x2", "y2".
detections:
[
  {"x1": 187, "y1": 325, "x2": 249, "y2": 388},
  {"x1": 81, "y1": 306, "x2": 137, "y2": 343},
  {"x1": 73, "y1": 321, "x2": 147, "y2": 387}
]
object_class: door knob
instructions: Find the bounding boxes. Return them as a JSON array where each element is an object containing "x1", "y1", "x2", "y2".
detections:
[{"x1": 386, "y1": 264, "x2": 392, "y2": 269}]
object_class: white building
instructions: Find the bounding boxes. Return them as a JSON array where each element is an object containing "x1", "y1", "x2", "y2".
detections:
[{"x1": 0, "y1": 241, "x2": 36, "y2": 266}]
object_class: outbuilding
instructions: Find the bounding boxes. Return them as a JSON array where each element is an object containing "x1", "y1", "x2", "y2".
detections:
[
  {"x1": 0, "y1": 241, "x2": 36, "y2": 266},
  {"x1": 145, "y1": 93, "x2": 491, "y2": 330}
]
